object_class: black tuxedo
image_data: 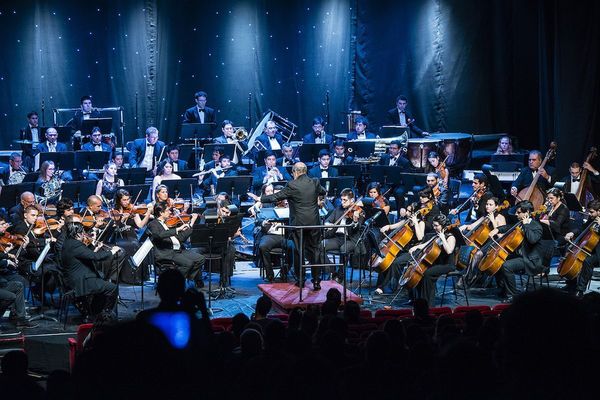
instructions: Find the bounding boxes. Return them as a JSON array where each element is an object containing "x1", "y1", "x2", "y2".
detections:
[
  {"x1": 167, "y1": 159, "x2": 188, "y2": 172},
  {"x1": 544, "y1": 202, "x2": 571, "y2": 239},
  {"x1": 562, "y1": 173, "x2": 599, "y2": 199},
  {"x1": 147, "y1": 219, "x2": 205, "y2": 283},
  {"x1": 512, "y1": 166, "x2": 556, "y2": 192},
  {"x1": 465, "y1": 190, "x2": 494, "y2": 222},
  {"x1": 0, "y1": 165, "x2": 29, "y2": 186},
  {"x1": 323, "y1": 206, "x2": 366, "y2": 277},
  {"x1": 254, "y1": 133, "x2": 285, "y2": 152},
  {"x1": 252, "y1": 165, "x2": 291, "y2": 189},
  {"x1": 260, "y1": 174, "x2": 326, "y2": 281},
  {"x1": 69, "y1": 110, "x2": 102, "y2": 133},
  {"x1": 308, "y1": 165, "x2": 339, "y2": 179},
  {"x1": 276, "y1": 156, "x2": 300, "y2": 168},
  {"x1": 81, "y1": 142, "x2": 112, "y2": 153},
  {"x1": 183, "y1": 106, "x2": 216, "y2": 124},
  {"x1": 302, "y1": 132, "x2": 333, "y2": 145},
  {"x1": 346, "y1": 131, "x2": 377, "y2": 141},
  {"x1": 379, "y1": 154, "x2": 411, "y2": 169},
  {"x1": 128, "y1": 138, "x2": 166, "y2": 169},
  {"x1": 386, "y1": 108, "x2": 425, "y2": 137},
  {"x1": 36, "y1": 141, "x2": 68, "y2": 153},
  {"x1": 20, "y1": 125, "x2": 43, "y2": 165},
  {"x1": 330, "y1": 154, "x2": 354, "y2": 166}
]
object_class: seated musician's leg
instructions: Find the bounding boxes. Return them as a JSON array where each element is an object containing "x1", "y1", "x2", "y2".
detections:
[
  {"x1": 576, "y1": 256, "x2": 599, "y2": 294},
  {"x1": 170, "y1": 251, "x2": 205, "y2": 288},
  {"x1": 259, "y1": 235, "x2": 281, "y2": 281}
]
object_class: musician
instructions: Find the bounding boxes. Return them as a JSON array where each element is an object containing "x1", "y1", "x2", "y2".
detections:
[
  {"x1": 60, "y1": 215, "x2": 120, "y2": 319},
  {"x1": 331, "y1": 140, "x2": 354, "y2": 166},
  {"x1": 81, "y1": 127, "x2": 112, "y2": 153},
  {"x1": 539, "y1": 188, "x2": 570, "y2": 242},
  {"x1": 495, "y1": 136, "x2": 514, "y2": 155},
  {"x1": 379, "y1": 140, "x2": 412, "y2": 213},
  {"x1": 365, "y1": 182, "x2": 391, "y2": 215},
  {"x1": 202, "y1": 146, "x2": 225, "y2": 171},
  {"x1": 425, "y1": 173, "x2": 449, "y2": 214},
  {"x1": 248, "y1": 162, "x2": 326, "y2": 290},
  {"x1": 151, "y1": 160, "x2": 181, "y2": 199},
  {"x1": 20, "y1": 111, "x2": 41, "y2": 169},
  {"x1": 308, "y1": 149, "x2": 339, "y2": 179},
  {"x1": 0, "y1": 217, "x2": 29, "y2": 288},
  {"x1": 183, "y1": 90, "x2": 216, "y2": 124},
  {"x1": 386, "y1": 95, "x2": 429, "y2": 137},
  {"x1": 510, "y1": 150, "x2": 555, "y2": 198},
  {"x1": 95, "y1": 162, "x2": 124, "y2": 201},
  {"x1": 35, "y1": 161, "x2": 63, "y2": 205},
  {"x1": 112, "y1": 151, "x2": 124, "y2": 169},
  {"x1": 277, "y1": 143, "x2": 300, "y2": 167},
  {"x1": 0, "y1": 153, "x2": 28, "y2": 186},
  {"x1": 563, "y1": 200, "x2": 600, "y2": 297},
  {"x1": 147, "y1": 201, "x2": 205, "y2": 288},
  {"x1": 249, "y1": 183, "x2": 275, "y2": 218},
  {"x1": 8, "y1": 192, "x2": 35, "y2": 227},
  {"x1": 36, "y1": 127, "x2": 68, "y2": 153},
  {"x1": 412, "y1": 214, "x2": 456, "y2": 305},
  {"x1": 451, "y1": 173, "x2": 493, "y2": 222},
  {"x1": 69, "y1": 95, "x2": 102, "y2": 150},
  {"x1": 128, "y1": 127, "x2": 166, "y2": 173},
  {"x1": 256, "y1": 190, "x2": 293, "y2": 282},
  {"x1": 165, "y1": 144, "x2": 188, "y2": 172},
  {"x1": 375, "y1": 202, "x2": 426, "y2": 294},
  {"x1": 253, "y1": 151, "x2": 290, "y2": 190},
  {"x1": 80, "y1": 195, "x2": 110, "y2": 234},
  {"x1": 417, "y1": 187, "x2": 442, "y2": 232},
  {"x1": 323, "y1": 188, "x2": 366, "y2": 283},
  {"x1": 53, "y1": 197, "x2": 75, "y2": 266},
  {"x1": 254, "y1": 120, "x2": 285, "y2": 152},
  {"x1": 302, "y1": 116, "x2": 333, "y2": 145},
  {"x1": 494, "y1": 200, "x2": 544, "y2": 302},
  {"x1": 562, "y1": 162, "x2": 599, "y2": 202},
  {"x1": 346, "y1": 116, "x2": 377, "y2": 140},
  {"x1": 424, "y1": 151, "x2": 449, "y2": 189},
  {"x1": 205, "y1": 154, "x2": 238, "y2": 195},
  {"x1": 214, "y1": 120, "x2": 247, "y2": 165}
]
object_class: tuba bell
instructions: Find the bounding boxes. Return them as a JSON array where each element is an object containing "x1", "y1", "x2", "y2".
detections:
[{"x1": 234, "y1": 127, "x2": 248, "y2": 140}]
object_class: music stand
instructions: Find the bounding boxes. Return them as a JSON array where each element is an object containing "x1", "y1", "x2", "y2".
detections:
[
  {"x1": 117, "y1": 184, "x2": 152, "y2": 203},
  {"x1": 215, "y1": 176, "x2": 253, "y2": 200},
  {"x1": 335, "y1": 165, "x2": 362, "y2": 182},
  {"x1": 61, "y1": 180, "x2": 97, "y2": 206},
  {"x1": 563, "y1": 192, "x2": 583, "y2": 212},
  {"x1": 54, "y1": 127, "x2": 73, "y2": 146},
  {"x1": 0, "y1": 182, "x2": 35, "y2": 209},
  {"x1": 203, "y1": 144, "x2": 235, "y2": 163},
  {"x1": 75, "y1": 151, "x2": 111, "y2": 171},
  {"x1": 320, "y1": 177, "x2": 354, "y2": 198},
  {"x1": 80, "y1": 118, "x2": 113, "y2": 137},
  {"x1": 180, "y1": 123, "x2": 215, "y2": 140},
  {"x1": 162, "y1": 178, "x2": 197, "y2": 200},
  {"x1": 379, "y1": 126, "x2": 409, "y2": 139},
  {"x1": 370, "y1": 166, "x2": 405, "y2": 187},
  {"x1": 130, "y1": 238, "x2": 154, "y2": 312},
  {"x1": 116, "y1": 168, "x2": 147, "y2": 185},
  {"x1": 29, "y1": 243, "x2": 58, "y2": 322},
  {"x1": 39, "y1": 151, "x2": 75, "y2": 171},
  {"x1": 297, "y1": 143, "x2": 330, "y2": 163},
  {"x1": 346, "y1": 141, "x2": 376, "y2": 158},
  {"x1": 23, "y1": 172, "x2": 40, "y2": 183},
  {"x1": 398, "y1": 172, "x2": 428, "y2": 188}
]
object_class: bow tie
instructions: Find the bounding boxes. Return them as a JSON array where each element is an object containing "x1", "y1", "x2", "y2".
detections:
[
  {"x1": 83, "y1": 112, "x2": 91, "y2": 115},
  {"x1": 321, "y1": 168, "x2": 328, "y2": 171},
  {"x1": 334, "y1": 155, "x2": 344, "y2": 159},
  {"x1": 94, "y1": 144, "x2": 102, "y2": 147},
  {"x1": 147, "y1": 143, "x2": 155, "y2": 147},
  {"x1": 572, "y1": 178, "x2": 580, "y2": 182},
  {"x1": 198, "y1": 109, "x2": 205, "y2": 113}
]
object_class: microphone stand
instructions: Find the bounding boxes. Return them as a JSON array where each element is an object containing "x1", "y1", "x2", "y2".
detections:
[
  {"x1": 41, "y1": 98, "x2": 46, "y2": 126},
  {"x1": 248, "y1": 93, "x2": 252, "y2": 130},
  {"x1": 325, "y1": 91, "x2": 330, "y2": 127}
]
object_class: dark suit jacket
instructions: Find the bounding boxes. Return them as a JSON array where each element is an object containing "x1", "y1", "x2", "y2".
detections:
[
  {"x1": 81, "y1": 142, "x2": 113, "y2": 153},
  {"x1": 512, "y1": 166, "x2": 555, "y2": 192},
  {"x1": 465, "y1": 190, "x2": 494, "y2": 222},
  {"x1": 20, "y1": 125, "x2": 43, "y2": 158},
  {"x1": 562, "y1": 173, "x2": 600, "y2": 198},
  {"x1": 60, "y1": 237, "x2": 112, "y2": 296},
  {"x1": 330, "y1": 154, "x2": 354, "y2": 166},
  {"x1": 308, "y1": 165, "x2": 339, "y2": 179},
  {"x1": 324, "y1": 206, "x2": 364, "y2": 242},
  {"x1": 8, "y1": 204, "x2": 25, "y2": 227},
  {"x1": 346, "y1": 131, "x2": 377, "y2": 141},
  {"x1": 252, "y1": 166, "x2": 291, "y2": 189},
  {"x1": 386, "y1": 108, "x2": 425, "y2": 137},
  {"x1": 302, "y1": 132, "x2": 334, "y2": 145},
  {"x1": 276, "y1": 156, "x2": 300, "y2": 167},
  {"x1": 0, "y1": 165, "x2": 29, "y2": 185},
  {"x1": 260, "y1": 174, "x2": 326, "y2": 227},
  {"x1": 36, "y1": 141, "x2": 68, "y2": 153},
  {"x1": 183, "y1": 106, "x2": 216, "y2": 124},
  {"x1": 128, "y1": 138, "x2": 166, "y2": 168},
  {"x1": 499, "y1": 219, "x2": 544, "y2": 267},
  {"x1": 213, "y1": 135, "x2": 248, "y2": 161},
  {"x1": 379, "y1": 154, "x2": 412, "y2": 169},
  {"x1": 545, "y1": 202, "x2": 571, "y2": 238},
  {"x1": 168, "y1": 159, "x2": 188, "y2": 172},
  {"x1": 255, "y1": 133, "x2": 285, "y2": 152},
  {"x1": 147, "y1": 219, "x2": 193, "y2": 260}
]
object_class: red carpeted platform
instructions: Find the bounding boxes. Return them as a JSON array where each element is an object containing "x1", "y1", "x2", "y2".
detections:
[{"x1": 258, "y1": 280, "x2": 363, "y2": 310}]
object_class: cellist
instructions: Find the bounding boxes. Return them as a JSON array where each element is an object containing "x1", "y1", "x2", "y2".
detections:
[
  {"x1": 562, "y1": 200, "x2": 600, "y2": 297},
  {"x1": 494, "y1": 200, "x2": 544, "y2": 303}
]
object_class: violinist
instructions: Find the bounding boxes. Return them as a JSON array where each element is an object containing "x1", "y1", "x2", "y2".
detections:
[
  {"x1": 0, "y1": 217, "x2": 36, "y2": 329},
  {"x1": 451, "y1": 174, "x2": 492, "y2": 222},
  {"x1": 365, "y1": 182, "x2": 390, "y2": 215},
  {"x1": 416, "y1": 187, "x2": 442, "y2": 232},
  {"x1": 256, "y1": 186, "x2": 293, "y2": 282},
  {"x1": 494, "y1": 200, "x2": 544, "y2": 303},
  {"x1": 375, "y1": 202, "x2": 426, "y2": 294},
  {"x1": 323, "y1": 189, "x2": 366, "y2": 283},
  {"x1": 425, "y1": 173, "x2": 449, "y2": 214},
  {"x1": 410, "y1": 214, "x2": 457, "y2": 306},
  {"x1": 54, "y1": 197, "x2": 76, "y2": 265},
  {"x1": 0, "y1": 217, "x2": 29, "y2": 287},
  {"x1": 425, "y1": 151, "x2": 449, "y2": 189},
  {"x1": 8, "y1": 191, "x2": 36, "y2": 227},
  {"x1": 60, "y1": 215, "x2": 121, "y2": 320},
  {"x1": 152, "y1": 184, "x2": 190, "y2": 214},
  {"x1": 562, "y1": 200, "x2": 600, "y2": 296},
  {"x1": 80, "y1": 195, "x2": 110, "y2": 234},
  {"x1": 147, "y1": 201, "x2": 205, "y2": 289}
]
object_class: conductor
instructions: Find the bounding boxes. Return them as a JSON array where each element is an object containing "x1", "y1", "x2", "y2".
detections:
[{"x1": 249, "y1": 162, "x2": 326, "y2": 290}]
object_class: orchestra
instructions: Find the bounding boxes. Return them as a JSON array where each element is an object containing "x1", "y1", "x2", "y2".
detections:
[{"x1": 1, "y1": 93, "x2": 599, "y2": 327}]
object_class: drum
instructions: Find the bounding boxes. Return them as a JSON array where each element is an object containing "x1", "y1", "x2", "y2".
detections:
[
  {"x1": 406, "y1": 138, "x2": 440, "y2": 169},
  {"x1": 429, "y1": 133, "x2": 473, "y2": 169}
]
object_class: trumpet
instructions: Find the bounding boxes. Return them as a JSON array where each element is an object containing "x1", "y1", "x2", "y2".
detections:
[{"x1": 234, "y1": 127, "x2": 248, "y2": 140}]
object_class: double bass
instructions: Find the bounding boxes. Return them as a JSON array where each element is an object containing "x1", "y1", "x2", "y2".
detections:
[
  {"x1": 399, "y1": 221, "x2": 460, "y2": 289},
  {"x1": 557, "y1": 216, "x2": 600, "y2": 280},
  {"x1": 515, "y1": 142, "x2": 557, "y2": 209},
  {"x1": 477, "y1": 206, "x2": 546, "y2": 276},
  {"x1": 575, "y1": 147, "x2": 597, "y2": 207}
]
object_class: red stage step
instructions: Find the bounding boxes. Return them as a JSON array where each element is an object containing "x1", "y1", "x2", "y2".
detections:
[{"x1": 258, "y1": 280, "x2": 363, "y2": 310}]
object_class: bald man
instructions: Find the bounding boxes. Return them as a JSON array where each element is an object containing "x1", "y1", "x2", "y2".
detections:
[{"x1": 8, "y1": 192, "x2": 36, "y2": 227}]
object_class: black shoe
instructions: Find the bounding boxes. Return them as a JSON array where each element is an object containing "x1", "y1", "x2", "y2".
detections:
[
  {"x1": 575, "y1": 290, "x2": 585, "y2": 298},
  {"x1": 16, "y1": 319, "x2": 39, "y2": 329},
  {"x1": 265, "y1": 274, "x2": 275, "y2": 283},
  {"x1": 312, "y1": 280, "x2": 321, "y2": 291}
]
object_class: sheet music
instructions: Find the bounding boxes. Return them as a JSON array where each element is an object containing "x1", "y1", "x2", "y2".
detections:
[
  {"x1": 131, "y1": 238, "x2": 153, "y2": 267},
  {"x1": 274, "y1": 208, "x2": 290, "y2": 219},
  {"x1": 32, "y1": 242, "x2": 51, "y2": 272}
]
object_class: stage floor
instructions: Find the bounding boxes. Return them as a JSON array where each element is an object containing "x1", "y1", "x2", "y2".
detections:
[{"x1": 258, "y1": 280, "x2": 363, "y2": 310}]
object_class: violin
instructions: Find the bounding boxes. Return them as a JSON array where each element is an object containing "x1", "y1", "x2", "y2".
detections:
[
  {"x1": 167, "y1": 197, "x2": 186, "y2": 210},
  {"x1": 80, "y1": 232, "x2": 114, "y2": 251},
  {"x1": 165, "y1": 213, "x2": 192, "y2": 228},
  {"x1": 32, "y1": 217, "x2": 61, "y2": 235},
  {"x1": 0, "y1": 232, "x2": 25, "y2": 249}
]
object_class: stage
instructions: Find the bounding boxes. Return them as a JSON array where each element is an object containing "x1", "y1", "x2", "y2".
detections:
[{"x1": 258, "y1": 280, "x2": 363, "y2": 310}]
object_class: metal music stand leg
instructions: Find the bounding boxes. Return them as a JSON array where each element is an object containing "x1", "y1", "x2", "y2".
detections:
[
  {"x1": 206, "y1": 235, "x2": 223, "y2": 315},
  {"x1": 29, "y1": 263, "x2": 58, "y2": 323}
]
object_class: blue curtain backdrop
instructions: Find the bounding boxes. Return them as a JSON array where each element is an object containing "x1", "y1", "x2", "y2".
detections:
[{"x1": 0, "y1": 0, "x2": 598, "y2": 171}]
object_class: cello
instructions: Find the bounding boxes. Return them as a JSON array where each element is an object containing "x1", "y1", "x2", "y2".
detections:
[
  {"x1": 575, "y1": 147, "x2": 597, "y2": 207},
  {"x1": 371, "y1": 202, "x2": 432, "y2": 272},
  {"x1": 477, "y1": 205, "x2": 546, "y2": 276},
  {"x1": 515, "y1": 142, "x2": 557, "y2": 209},
  {"x1": 399, "y1": 221, "x2": 460, "y2": 289},
  {"x1": 557, "y1": 216, "x2": 600, "y2": 280}
]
